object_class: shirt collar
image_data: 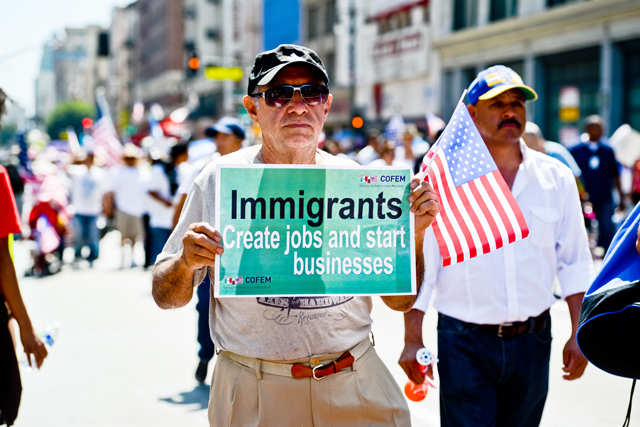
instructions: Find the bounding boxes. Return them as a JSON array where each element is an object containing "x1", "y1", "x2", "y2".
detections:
[{"x1": 511, "y1": 139, "x2": 534, "y2": 198}]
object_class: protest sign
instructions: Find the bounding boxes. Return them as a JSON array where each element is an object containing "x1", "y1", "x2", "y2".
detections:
[{"x1": 214, "y1": 165, "x2": 415, "y2": 297}]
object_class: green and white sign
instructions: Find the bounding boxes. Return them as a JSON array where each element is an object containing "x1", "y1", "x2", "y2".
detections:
[{"x1": 214, "y1": 165, "x2": 415, "y2": 297}]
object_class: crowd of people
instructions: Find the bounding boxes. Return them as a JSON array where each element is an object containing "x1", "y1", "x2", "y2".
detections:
[{"x1": 0, "y1": 43, "x2": 636, "y2": 427}]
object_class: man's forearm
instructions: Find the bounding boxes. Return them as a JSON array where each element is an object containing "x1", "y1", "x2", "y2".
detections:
[
  {"x1": 152, "y1": 252, "x2": 197, "y2": 309},
  {"x1": 380, "y1": 230, "x2": 426, "y2": 312},
  {"x1": 565, "y1": 292, "x2": 585, "y2": 335},
  {"x1": 404, "y1": 308, "x2": 425, "y2": 344},
  {"x1": 0, "y1": 238, "x2": 33, "y2": 330}
]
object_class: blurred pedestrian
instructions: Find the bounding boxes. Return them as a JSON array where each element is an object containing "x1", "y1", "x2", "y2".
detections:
[
  {"x1": 103, "y1": 144, "x2": 149, "y2": 268},
  {"x1": 0, "y1": 96, "x2": 48, "y2": 425},
  {"x1": 67, "y1": 150, "x2": 105, "y2": 267},
  {"x1": 172, "y1": 117, "x2": 245, "y2": 384},
  {"x1": 147, "y1": 143, "x2": 190, "y2": 265},
  {"x1": 403, "y1": 123, "x2": 429, "y2": 160},
  {"x1": 355, "y1": 128, "x2": 381, "y2": 165},
  {"x1": 368, "y1": 140, "x2": 403, "y2": 167},
  {"x1": 570, "y1": 115, "x2": 625, "y2": 251},
  {"x1": 523, "y1": 122, "x2": 582, "y2": 178}
]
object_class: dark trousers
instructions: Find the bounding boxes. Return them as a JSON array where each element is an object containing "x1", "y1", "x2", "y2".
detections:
[
  {"x1": 149, "y1": 227, "x2": 171, "y2": 266},
  {"x1": 196, "y1": 274, "x2": 215, "y2": 362},
  {"x1": 592, "y1": 200, "x2": 615, "y2": 252},
  {"x1": 437, "y1": 313, "x2": 552, "y2": 427},
  {"x1": 142, "y1": 214, "x2": 152, "y2": 268},
  {"x1": 73, "y1": 214, "x2": 99, "y2": 262}
]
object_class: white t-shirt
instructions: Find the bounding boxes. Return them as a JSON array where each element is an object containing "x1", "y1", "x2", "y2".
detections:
[
  {"x1": 146, "y1": 164, "x2": 174, "y2": 229},
  {"x1": 105, "y1": 165, "x2": 149, "y2": 217},
  {"x1": 67, "y1": 164, "x2": 106, "y2": 216},
  {"x1": 158, "y1": 146, "x2": 374, "y2": 361}
]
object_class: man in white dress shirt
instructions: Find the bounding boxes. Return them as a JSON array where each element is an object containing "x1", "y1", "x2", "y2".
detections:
[{"x1": 399, "y1": 65, "x2": 594, "y2": 427}]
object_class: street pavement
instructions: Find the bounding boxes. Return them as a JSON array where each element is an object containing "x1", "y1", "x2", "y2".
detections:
[{"x1": 10, "y1": 231, "x2": 638, "y2": 426}]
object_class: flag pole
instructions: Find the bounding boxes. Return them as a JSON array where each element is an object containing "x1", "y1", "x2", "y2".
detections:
[{"x1": 415, "y1": 89, "x2": 468, "y2": 182}]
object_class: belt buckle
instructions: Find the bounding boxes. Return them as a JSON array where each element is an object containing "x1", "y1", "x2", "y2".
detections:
[
  {"x1": 497, "y1": 323, "x2": 513, "y2": 338},
  {"x1": 312, "y1": 364, "x2": 325, "y2": 381}
]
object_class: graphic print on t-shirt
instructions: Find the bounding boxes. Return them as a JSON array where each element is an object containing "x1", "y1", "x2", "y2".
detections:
[{"x1": 257, "y1": 296, "x2": 352, "y2": 326}]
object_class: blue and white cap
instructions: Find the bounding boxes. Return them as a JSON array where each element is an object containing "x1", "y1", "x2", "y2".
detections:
[{"x1": 467, "y1": 65, "x2": 538, "y2": 105}]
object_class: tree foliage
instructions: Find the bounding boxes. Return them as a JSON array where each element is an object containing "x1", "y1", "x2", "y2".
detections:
[
  {"x1": 0, "y1": 122, "x2": 17, "y2": 146},
  {"x1": 46, "y1": 101, "x2": 95, "y2": 140}
]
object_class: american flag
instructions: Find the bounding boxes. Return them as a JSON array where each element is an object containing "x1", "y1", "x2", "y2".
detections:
[
  {"x1": 92, "y1": 95, "x2": 123, "y2": 167},
  {"x1": 35, "y1": 214, "x2": 61, "y2": 255},
  {"x1": 420, "y1": 102, "x2": 529, "y2": 267}
]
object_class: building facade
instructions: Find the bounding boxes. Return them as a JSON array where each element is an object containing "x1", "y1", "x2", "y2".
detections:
[
  {"x1": 108, "y1": 3, "x2": 139, "y2": 131},
  {"x1": 431, "y1": 0, "x2": 640, "y2": 144},
  {"x1": 135, "y1": 0, "x2": 185, "y2": 108}
]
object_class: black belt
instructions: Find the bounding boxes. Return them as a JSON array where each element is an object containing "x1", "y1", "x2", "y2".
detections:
[{"x1": 474, "y1": 310, "x2": 550, "y2": 338}]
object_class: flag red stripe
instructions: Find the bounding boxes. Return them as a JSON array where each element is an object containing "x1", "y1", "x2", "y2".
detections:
[
  {"x1": 434, "y1": 154, "x2": 476, "y2": 260},
  {"x1": 427, "y1": 167, "x2": 460, "y2": 265},
  {"x1": 431, "y1": 219, "x2": 451, "y2": 267},
  {"x1": 480, "y1": 174, "x2": 516, "y2": 244},
  {"x1": 467, "y1": 179, "x2": 504, "y2": 249},
  {"x1": 456, "y1": 184, "x2": 491, "y2": 254},
  {"x1": 430, "y1": 162, "x2": 466, "y2": 263},
  {"x1": 491, "y1": 170, "x2": 529, "y2": 238}
]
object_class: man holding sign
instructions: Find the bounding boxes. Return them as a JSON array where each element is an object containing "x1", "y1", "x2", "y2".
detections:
[
  {"x1": 400, "y1": 66, "x2": 594, "y2": 427},
  {"x1": 152, "y1": 44, "x2": 439, "y2": 426}
]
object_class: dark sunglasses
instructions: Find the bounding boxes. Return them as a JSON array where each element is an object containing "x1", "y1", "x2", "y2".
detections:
[{"x1": 252, "y1": 84, "x2": 329, "y2": 107}]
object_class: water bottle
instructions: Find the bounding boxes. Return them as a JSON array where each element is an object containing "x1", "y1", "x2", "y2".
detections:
[
  {"x1": 19, "y1": 321, "x2": 61, "y2": 371},
  {"x1": 404, "y1": 347, "x2": 436, "y2": 402}
]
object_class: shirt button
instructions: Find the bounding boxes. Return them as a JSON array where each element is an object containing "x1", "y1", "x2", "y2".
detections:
[{"x1": 311, "y1": 358, "x2": 320, "y2": 366}]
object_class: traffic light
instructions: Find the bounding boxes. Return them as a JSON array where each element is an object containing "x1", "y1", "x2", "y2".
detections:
[
  {"x1": 187, "y1": 52, "x2": 200, "y2": 78},
  {"x1": 351, "y1": 114, "x2": 364, "y2": 130},
  {"x1": 82, "y1": 118, "x2": 93, "y2": 128}
]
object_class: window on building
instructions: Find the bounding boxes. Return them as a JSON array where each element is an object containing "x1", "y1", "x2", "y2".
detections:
[
  {"x1": 453, "y1": 0, "x2": 477, "y2": 30},
  {"x1": 490, "y1": 0, "x2": 517, "y2": 21},
  {"x1": 547, "y1": 0, "x2": 583, "y2": 6},
  {"x1": 423, "y1": 5, "x2": 430, "y2": 23},
  {"x1": 623, "y1": 43, "x2": 640, "y2": 132},
  {"x1": 541, "y1": 48, "x2": 600, "y2": 142},
  {"x1": 325, "y1": 0, "x2": 336, "y2": 34},
  {"x1": 324, "y1": 52, "x2": 335, "y2": 82},
  {"x1": 308, "y1": 6, "x2": 319, "y2": 40},
  {"x1": 398, "y1": 9, "x2": 412, "y2": 28}
]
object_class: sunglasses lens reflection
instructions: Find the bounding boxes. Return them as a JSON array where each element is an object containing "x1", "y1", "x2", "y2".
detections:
[{"x1": 264, "y1": 85, "x2": 329, "y2": 107}]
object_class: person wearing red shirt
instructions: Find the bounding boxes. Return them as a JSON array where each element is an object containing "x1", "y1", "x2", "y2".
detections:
[{"x1": 0, "y1": 164, "x2": 48, "y2": 426}]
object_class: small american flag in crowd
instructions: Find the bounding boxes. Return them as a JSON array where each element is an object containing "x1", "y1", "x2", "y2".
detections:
[
  {"x1": 420, "y1": 102, "x2": 529, "y2": 267},
  {"x1": 92, "y1": 95, "x2": 123, "y2": 167}
]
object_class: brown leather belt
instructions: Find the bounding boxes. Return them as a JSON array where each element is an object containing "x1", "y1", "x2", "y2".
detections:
[
  {"x1": 291, "y1": 351, "x2": 355, "y2": 380},
  {"x1": 476, "y1": 310, "x2": 549, "y2": 338}
]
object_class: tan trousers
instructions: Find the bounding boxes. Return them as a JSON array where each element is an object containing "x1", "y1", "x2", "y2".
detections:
[{"x1": 208, "y1": 341, "x2": 411, "y2": 427}]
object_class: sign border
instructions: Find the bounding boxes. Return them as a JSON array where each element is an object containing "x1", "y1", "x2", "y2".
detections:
[{"x1": 214, "y1": 163, "x2": 416, "y2": 298}]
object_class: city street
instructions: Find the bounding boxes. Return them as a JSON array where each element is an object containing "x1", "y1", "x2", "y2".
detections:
[{"x1": 11, "y1": 231, "x2": 638, "y2": 427}]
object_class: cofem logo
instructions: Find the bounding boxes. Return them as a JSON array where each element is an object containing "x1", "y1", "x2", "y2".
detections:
[{"x1": 226, "y1": 276, "x2": 243, "y2": 285}]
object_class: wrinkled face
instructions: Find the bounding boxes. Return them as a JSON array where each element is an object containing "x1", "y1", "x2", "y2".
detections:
[
  {"x1": 244, "y1": 65, "x2": 332, "y2": 154},
  {"x1": 215, "y1": 132, "x2": 242, "y2": 156},
  {"x1": 468, "y1": 89, "x2": 526, "y2": 147}
]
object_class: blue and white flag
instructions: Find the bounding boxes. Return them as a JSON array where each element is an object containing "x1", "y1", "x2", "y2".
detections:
[
  {"x1": 17, "y1": 131, "x2": 33, "y2": 177},
  {"x1": 577, "y1": 202, "x2": 640, "y2": 379},
  {"x1": 384, "y1": 114, "x2": 405, "y2": 145}
]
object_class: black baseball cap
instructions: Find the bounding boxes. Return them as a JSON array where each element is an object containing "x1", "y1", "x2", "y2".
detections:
[{"x1": 247, "y1": 44, "x2": 329, "y2": 96}]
